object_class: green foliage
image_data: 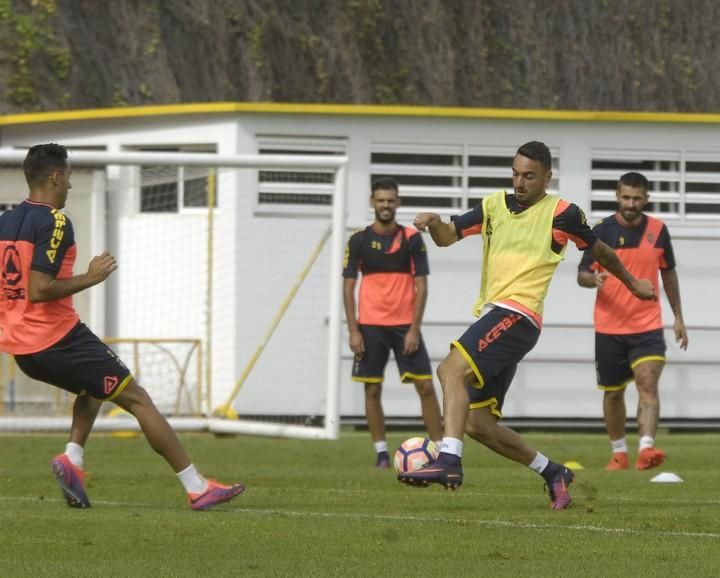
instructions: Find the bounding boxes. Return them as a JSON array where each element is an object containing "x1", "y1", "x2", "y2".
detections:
[
  {"x1": 138, "y1": 83, "x2": 153, "y2": 100},
  {"x1": 1, "y1": 431, "x2": 719, "y2": 576},
  {"x1": 300, "y1": 34, "x2": 329, "y2": 97},
  {"x1": 247, "y1": 22, "x2": 265, "y2": 71},
  {"x1": 111, "y1": 83, "x2": 129, "y2": 108},
  {"x1": 30, "y1": 0, "x2": 56, "y2": 14},
  {"x1": 47, "y1": 46, "x2": 71, "y2": 80},
  {"x1": 1, "y1": 0, "x2": 719, "y2": 112},
  {"x1": 246, "y1": 17, "x2": 273, "y2": 99},
  {"x1": 0, "y1": 0, "x2": 70, "y2": 110},
  {"x1": 144, "y1": 32, "x2": 161, "y2": 57},
  {"x1": 0, "y1": 0, "x2": 11, "y2": 22},
  {"x1": 347, "y1": 0, "x2": 408, "y2": 104}
]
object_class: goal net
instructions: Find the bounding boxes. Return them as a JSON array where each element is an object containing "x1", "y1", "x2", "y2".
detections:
[{"x1": 0, "y1": 150, "x2": 347, "y2": 439}]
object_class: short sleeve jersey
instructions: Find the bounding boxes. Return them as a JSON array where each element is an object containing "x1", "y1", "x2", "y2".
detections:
[
  {"x1": 578, "y1": 213, "x2": 674, "y2": 334},
  {"x1": 0, "y1": 200, "x2": 80, "y2": 354},
  {"x1": 343, "y1": 224, "x2": 429, "y2": 326},
  {"x1": 451, "y1": 192, "x2": 596, "y2": 326},
  {"x1": 453, "y1": 193, "x2": 596, "y2": 254}
]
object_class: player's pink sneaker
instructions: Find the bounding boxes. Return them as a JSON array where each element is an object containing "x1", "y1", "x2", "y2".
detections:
[
  {"x1": 546, "y1": 465, "x2": 574, "y2": 510},
  {"x1": 375, "y1": 451, "x2": 390, "y2": 469},
  {"x1": 188, "y1": 479, "x2": 245, "y2": 511},
  {"x1": 51, "y1": 454, "x2": 91, "y2": 508},
  {"x1": 397, "y1": 453, "x2": 463, "y2": 489}
]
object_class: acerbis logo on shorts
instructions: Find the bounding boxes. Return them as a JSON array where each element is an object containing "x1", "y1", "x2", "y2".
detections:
[
  {"x1": 104, "y1": 375, "x2": 119, "y2": 395},
  {"x1": 477, "y1": 313, "x2": 522, "y2": 352}
]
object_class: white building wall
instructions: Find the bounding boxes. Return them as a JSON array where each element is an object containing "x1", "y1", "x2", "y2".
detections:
[{"x1": 1, "y1": 109, "x2": 718, "y2": 420}]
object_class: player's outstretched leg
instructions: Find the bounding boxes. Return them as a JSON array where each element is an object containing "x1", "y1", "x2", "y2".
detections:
[
  {"x1": 51, "y1": 454, "x2": 91, "y2": 508},
  {"x1": 397, "y1": 452, "x2": 463, "y2": 490},
  {"x1": 114, "y1": 380, "x2": 245, "y2": 510}
]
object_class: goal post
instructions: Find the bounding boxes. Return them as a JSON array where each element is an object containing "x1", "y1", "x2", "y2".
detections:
[
  {"x1": 210, "y1": 222, "x2": 337, "y2": 440},
  {"x1": 0, "y1": 149, "x2": 347, "y2": 439}
]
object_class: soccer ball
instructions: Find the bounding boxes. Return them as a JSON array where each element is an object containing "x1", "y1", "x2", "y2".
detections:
[{"x1": 393, "y1": 437, "x2": 439, "y2": 474}]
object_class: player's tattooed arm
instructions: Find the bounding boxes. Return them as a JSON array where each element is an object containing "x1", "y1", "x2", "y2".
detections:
[
  {"x1": 590, "y1": 240, "x2": 656, "y2": 301},
  {"x1": 577, "y1": 269, "x2": 608, "y2": 289}
]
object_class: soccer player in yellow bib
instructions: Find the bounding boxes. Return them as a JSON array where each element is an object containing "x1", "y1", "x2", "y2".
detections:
[{"x1": 397, "y1": 141, "x2": 656, "y2": 510}]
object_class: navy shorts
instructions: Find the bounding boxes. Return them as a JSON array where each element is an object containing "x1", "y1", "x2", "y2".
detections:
[
  {"x1": 453, "y1": 307, "x2": 540, "y2": 417},
  {"x1": 595, "y1": 329, "x2": 666, "y2": 390},
  {"x1": 14, "y1": 322, "x2": 133, "y2": 400},
  {"x1": 352, "y1": 324, "x2": 433, "y2": 384}
]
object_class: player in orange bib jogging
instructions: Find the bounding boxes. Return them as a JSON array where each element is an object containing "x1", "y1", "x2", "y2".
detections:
[
  {"x1": 578, "y1": 172, "x2": 688, "y2": 471},
  {"x1": 0, "y1": 144, "x2": 244, "y2": 510},
  {"x1": 397, "y1": 142, "x2": 656, "y2": 510},
  {"x1": 343, "y1": 177, "x2": 442, "y2": 468}
]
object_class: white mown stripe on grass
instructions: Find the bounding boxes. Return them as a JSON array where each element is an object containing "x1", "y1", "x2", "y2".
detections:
[{"x1": 2, "y1": 495, "x2": 719, "y2": 540}]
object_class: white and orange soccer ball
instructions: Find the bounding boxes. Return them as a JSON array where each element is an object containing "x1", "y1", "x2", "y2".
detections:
[{"x1": 393, "y1": 437, "x2": 439, "y2": 474}]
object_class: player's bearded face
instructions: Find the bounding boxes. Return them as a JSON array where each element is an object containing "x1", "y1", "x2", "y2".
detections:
[
  {"x1": 616, "y1": 185, "x2": 648, "y2": 223},
  {"x1": 371, "y1": 189, "x2": 399, "y2": 224},
  {"x1": 512, "y1": 155, "x2": 551, "y2": 206}
]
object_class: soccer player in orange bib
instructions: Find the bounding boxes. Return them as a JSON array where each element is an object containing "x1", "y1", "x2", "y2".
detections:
[
  {"x1": 0, "y1": 144, "x2": 244, "y2": 510},
  {"x1": 343, "y1": 177, "x2": 442, "y2": 468},
  {"x1": 397, "y1": 141, "x2": 656, "y2": 510},
  {"x1": 578, "y1": 172, "x2": 688, "y2": 471}
]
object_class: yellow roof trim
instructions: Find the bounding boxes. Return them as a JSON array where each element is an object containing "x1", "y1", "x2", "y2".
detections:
[{"x1": 2, "y1": 102, "x2": 720, "y2": 125}]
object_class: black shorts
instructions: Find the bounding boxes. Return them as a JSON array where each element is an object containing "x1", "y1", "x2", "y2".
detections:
[
  {"x1": 453, "y1": 307, "x2": 540, "y2": 417},
  {"x1": 14, "y1": 322, "x2": 133, "y2": 400},
  {"x1": 595, "y1": 329, "x2": 666, "y2": 390},
  {"x1": 352, "y1": 324, "x2": 433, "y2": 384}
]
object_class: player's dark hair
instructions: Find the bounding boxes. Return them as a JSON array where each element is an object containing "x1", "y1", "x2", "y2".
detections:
[
  {"x1": 23, "y1": 143, "x2": 68, "y2": 187},
  {"x1": 617, "y1": 172, "x2": 649, "y2": 194},
  {"x1": 516, "y1": 141, "x2": 552, "y2": 171},
  {"x1": 371, "y1": 176, "x2": 399, "y2": 197}
]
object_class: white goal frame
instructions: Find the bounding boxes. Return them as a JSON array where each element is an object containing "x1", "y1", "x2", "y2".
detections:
[{"x1": 0, "y1": 149, "x2": 348, "y2": 440}]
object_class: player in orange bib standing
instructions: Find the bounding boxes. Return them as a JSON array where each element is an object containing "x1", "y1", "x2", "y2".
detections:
[
  {"x1": 343, "y1": 177, "x2": 443, "y2": 468},
  {"x1": 0, "y1": 144, "x2": 244, "y2": 510},
  {"x1": 578, "y1": 172, "x2": 688, "y2": 471}
]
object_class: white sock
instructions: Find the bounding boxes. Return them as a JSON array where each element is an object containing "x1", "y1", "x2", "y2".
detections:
[
  {"x1": 441, "y1": 437, "x2": 463, "y2": 458},
  {"x1": 374, "y1": 441, "x2": 388, "y2": 454},
  {"x1": 65, "y1": 442, "x2": 84, "y2": 468},
  {"x1": 176, "y1": 464, "x2": 208, "y2": 494},
  {"x1": 639, "y1": 436, "x2": 655, "y2": 450},
  {"x1": 611, "y1": 438, "x2": 628, "y2": 453},
  {"x1": 528, "y1": 452, "x2": 550, "y2": 474}
]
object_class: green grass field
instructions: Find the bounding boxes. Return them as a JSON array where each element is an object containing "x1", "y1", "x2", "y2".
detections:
[{"x1": 1, "y1": 430, "x2": 719, "y2": 577}]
